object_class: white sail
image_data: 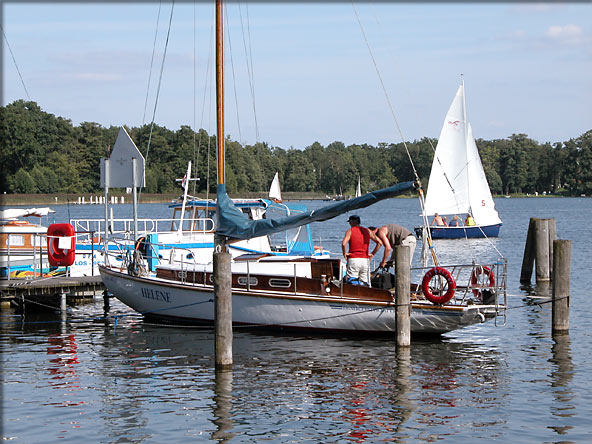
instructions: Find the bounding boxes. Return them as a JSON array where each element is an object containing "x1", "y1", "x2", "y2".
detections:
[
  {"x1": 355, "y1": 176, "x2": 361, "y2": 198},
  {"x1": 269, "y1": 172, "x2": 282, "y2": 202},
  {"x1": 423, "y1": 82, "x2": 500, "y2": 226},
  {"x1": 466, "y1": 123, "x2": 501, "y2": 225}
]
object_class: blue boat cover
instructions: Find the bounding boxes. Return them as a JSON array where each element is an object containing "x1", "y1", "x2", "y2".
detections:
[{"x1": 216, "y1": 181, "x2": 415, "y2": 240}]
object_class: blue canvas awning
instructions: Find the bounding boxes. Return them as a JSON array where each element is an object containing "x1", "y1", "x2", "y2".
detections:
[{"x1": 216, "y1": 181, "x2": 415, "y2": 240}]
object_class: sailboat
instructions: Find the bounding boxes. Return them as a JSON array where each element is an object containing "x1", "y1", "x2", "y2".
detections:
[
  {"x1": 355, "y1": 176, "x2": 362, "y2": 198},
  {"x1": 418, "y1": 81, "x2": 502, "y2": 239},
  {"x1": 98, "y1": 4, "x2": 506, "y2": 335},
  {"x1": 269, "y1": 172, "x2": 282, "y2": 203}
]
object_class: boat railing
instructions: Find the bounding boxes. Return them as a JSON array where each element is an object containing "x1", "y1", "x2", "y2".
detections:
[
  {"x1": 1, "y1": 230, "x2": 47, "y2": 280},
  {"x1": 71, "y1": 217, "x2": 216, "y2": 243},
  {"x1": 411, "y1": 259, "x2": 507, "y2": 316}
]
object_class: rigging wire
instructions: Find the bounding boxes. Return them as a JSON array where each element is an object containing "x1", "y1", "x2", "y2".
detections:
[
  {"x1": 142, "y1": 0, "x2": 162, "y2": 126},
  {"x1": 238, "y1": 0, "x2": 259, "y2": 142},
  {"x1": 1, "y1": 23, "x2": 31, "y2": 101},
  {"x1": 225, "y1": 3, "x2": 243, "y2": 144},
  {"x1": 141, "y1": 0, "x2": 175, "y2": 200},
  {"x1": 352, "y1": 3, "x2": 438, "y2": 265}
]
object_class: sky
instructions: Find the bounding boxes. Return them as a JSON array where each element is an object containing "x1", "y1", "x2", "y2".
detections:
[{"x1": 2, "y1": 2, "x2": 591, "y2": 150}]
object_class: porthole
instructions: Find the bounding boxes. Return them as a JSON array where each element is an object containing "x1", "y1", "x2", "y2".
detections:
[
  {"x1": 237, "y1": 276, "x2": 258, "y2": 286},
  {"x1": 269, "y1": 278, "x2": 292, "y2": 288}
]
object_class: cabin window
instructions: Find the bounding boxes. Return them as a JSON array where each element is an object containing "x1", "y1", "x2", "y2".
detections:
[
  {"x1": 7, "y1": 234, "x2": 25, "y2": 247},
  {"x1": 237, "y1": 276, "x2": 258, "y2": 286},
  {"x1": 269, "y1": 278, "x2": 292, "y2": 288}
]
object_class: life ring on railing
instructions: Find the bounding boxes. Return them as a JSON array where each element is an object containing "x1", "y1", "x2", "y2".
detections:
[
  {"x1": 470, "y1": 266, "x2": 495, "y2": 300},
  {"x1": 47, "y1": 223, "x2": 76, "y2": 266},
  {"x1": 421, "y1": 267, "x2": 456, "y2": 305}
]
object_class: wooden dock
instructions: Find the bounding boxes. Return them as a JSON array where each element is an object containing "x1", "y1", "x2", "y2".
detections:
[{"x1": 0, "y1": 275, "x2": 104, "y2": 309}]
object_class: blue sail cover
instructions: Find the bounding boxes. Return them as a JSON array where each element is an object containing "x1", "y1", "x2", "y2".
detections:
[{"x1": 216, "y1": 181, "x2": 415, "y2": 240}]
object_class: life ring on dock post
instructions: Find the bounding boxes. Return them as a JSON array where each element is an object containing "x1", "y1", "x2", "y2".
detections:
[
  {"x1": 47, "y1": 223, "x2": 76, "y2": 266},
  {"x1": 421, "y1": 267, "x2": 456, "y2": 305},
  {"x1": 470, "y1": 266, "x2": 495, "y2": 301}
]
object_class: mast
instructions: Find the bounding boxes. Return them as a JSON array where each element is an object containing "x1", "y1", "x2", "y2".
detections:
[
  {"x1": 216, "y1": 0, "x2": 225, "y2": 187},
  {"x1": 461, "y1": 74, "x2": 472, "y2": 216}
]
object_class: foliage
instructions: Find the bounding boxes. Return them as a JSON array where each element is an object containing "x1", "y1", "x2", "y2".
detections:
[{"x1": 1, "y1": 100, "x2": 591, "y2": 197}]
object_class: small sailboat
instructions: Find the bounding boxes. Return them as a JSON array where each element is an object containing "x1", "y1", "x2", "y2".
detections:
[
  {"x1": 355, "y1": 176, "x2": 362, "y2": 198},
  {"x1": 418, "y1": 80, "x2": 502, "y2": 239},
  {"x1": 269, "y1": 172, "x2": 282, "y2": 203}
]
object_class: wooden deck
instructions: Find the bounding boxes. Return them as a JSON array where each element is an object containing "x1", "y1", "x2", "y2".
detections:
[{"x1": 0, "y1": 275, "x2": 104, "y2": 306}]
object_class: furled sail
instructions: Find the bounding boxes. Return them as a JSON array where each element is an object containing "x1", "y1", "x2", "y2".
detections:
[{"x1": 216, "y1": 181, "x2": 415, "y2": 240}]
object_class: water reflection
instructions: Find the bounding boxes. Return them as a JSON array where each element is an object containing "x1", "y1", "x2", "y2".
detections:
[
  {"x1": 212, "y1": 369, "x2": 235, "y2": 442},
  {"x1": 548, "y1": 335, "x2": 575, "y2": 437}
]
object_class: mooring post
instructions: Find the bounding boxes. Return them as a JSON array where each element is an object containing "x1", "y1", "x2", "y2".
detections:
[
  {"x1": 534, "y1": 218, "x2": 550, "y2": 282},
  {"x1": 520, "y1": 218, "x2": 536, "y2": 283},
  {"x1": 60, "y1": 292, "x2": 67, "y2": 322},
  {"x1": 395, "y1": 245, "x2": 411, "y2": 348},
  {"x1": 214, "y1": 247, "x2": 233, "y2": 368},
  {"x1": 552, "y1": 240, "x2": 571, "y2": 335},
  {"x1": 546, "y1": 218, "x2": 557, "y2": 280}
]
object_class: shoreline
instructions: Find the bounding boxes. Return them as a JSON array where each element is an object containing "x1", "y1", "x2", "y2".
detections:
[{"x1": 0, "y1": 192, "x2": 580, "y2": 207}]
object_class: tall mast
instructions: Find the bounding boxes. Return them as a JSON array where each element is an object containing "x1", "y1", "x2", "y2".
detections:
[{"x1": 216, "y1": 0, "x2": 224, "y2": 186}]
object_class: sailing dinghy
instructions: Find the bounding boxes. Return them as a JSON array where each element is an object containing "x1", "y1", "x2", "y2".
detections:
[{"x1": 418, "y1": 81, "x2": 502, "y2": 239}]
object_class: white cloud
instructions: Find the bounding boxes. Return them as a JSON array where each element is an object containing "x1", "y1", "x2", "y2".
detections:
[{"x1": 545, "y1": 24, "x2": 584, "y2": 45}]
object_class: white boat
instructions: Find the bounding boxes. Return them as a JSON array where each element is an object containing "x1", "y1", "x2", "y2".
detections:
[
  {"x1": 98, "y1": 4, "x2": 506, "y2": 336},
  {"x1": 0, "y1": 207, "x2": 61, "y2": 278},
  {"x1": 419, "y1": 80, "x2": 502, "y2": 239}
]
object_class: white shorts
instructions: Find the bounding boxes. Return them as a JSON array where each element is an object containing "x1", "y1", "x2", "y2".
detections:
[{"x1": 346, "y1": 257, "x2": 370, "y2": 284}]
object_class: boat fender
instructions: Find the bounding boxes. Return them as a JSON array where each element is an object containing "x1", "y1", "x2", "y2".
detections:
[
  {"x1": 421, "y1": 267, "x2": 456, "y2": 305},
  {"x1": 47, "y1": 223, "x2": 76, "y2": 267},
  {"x1": 470, "y1": 266, "x2": 495, "y2": 301}
]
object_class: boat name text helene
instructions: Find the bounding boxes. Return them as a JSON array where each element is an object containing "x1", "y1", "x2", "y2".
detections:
[{"x1": 141, "y1": 288, "x2": 171, "y2": 303}]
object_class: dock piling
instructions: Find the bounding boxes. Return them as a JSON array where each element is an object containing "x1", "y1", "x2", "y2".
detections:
[
  {"x1": 521, "y1": 217, "x2": 558, "y2": 284},
  {"x1": 395, "y1": 245, "x2": 411, "y2": 348},
  {"x1": 534, "y1": 218, "x2": 550, "y2": 282},
  {"x1": 214, "y1": 249, "x2": 233, "y2": 368},
  {"x1": 552, "y1": 240, "x2": 571, "y2": 335}
]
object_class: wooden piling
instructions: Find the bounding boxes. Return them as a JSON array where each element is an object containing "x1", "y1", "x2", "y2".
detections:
[
  {"x1": 520, "y1": 217, "x2": 536, "y2": 283},
  {"x1": 547, "y1": 218, "x2": 557, "y2": 280},
  {"x1": 395, "y1": 245, "x2": 411, "y2": 348},
  {"x1": 552, "y1": 240, "x2": 571, "y2": 335},
  {"x1": 214, "y1": 250, "x2": 233, "y2": 368},
  {"x1": 534, "y1": 218, "x2": 550, "y2": 282}
]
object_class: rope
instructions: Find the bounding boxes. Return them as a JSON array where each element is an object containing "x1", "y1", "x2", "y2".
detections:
[{"x1": 225, "y1": 3, "x2": 243, "y2": 144}]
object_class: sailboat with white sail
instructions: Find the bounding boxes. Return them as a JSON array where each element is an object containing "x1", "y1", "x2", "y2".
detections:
[
  {"x1": 419, "y1": 80, "x2": 502, "y2": 239},
  {"x1": 97, "y1": 3, "x2": 506, "y2": 335}
]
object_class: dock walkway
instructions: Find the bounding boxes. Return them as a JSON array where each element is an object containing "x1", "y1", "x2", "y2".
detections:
[{"x1": 0, "y1": 275, "x2": 104, "y2": 308}]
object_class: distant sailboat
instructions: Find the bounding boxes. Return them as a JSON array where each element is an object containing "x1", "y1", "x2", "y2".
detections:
[
  {"x1": 419, "y1": 80, "x2": 502, "y2": 239},
  {"x1": 269, "y1": 172, "x2": 282, "y2": 203},
  {"x1": 355, "y1": 176, "x2": 362, "y2": 198}
]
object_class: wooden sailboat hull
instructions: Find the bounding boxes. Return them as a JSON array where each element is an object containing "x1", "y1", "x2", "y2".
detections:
[
  {"x1": 100, "y1": 265, "x2": 500, "y2": 335},
  {"x1": 415, "y1": 223, "x2": 502, "y2": 239}
]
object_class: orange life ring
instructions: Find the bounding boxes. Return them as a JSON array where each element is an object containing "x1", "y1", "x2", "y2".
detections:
[
  {"x1": 422, "y1": 267, "x2": 456, "y2": 305},
  {"x1": 47, "y1": 223, "x2": 76, "y2": 266},
  {"x1": 470, "y1": 266, "x2": 495, "y2": 300}
]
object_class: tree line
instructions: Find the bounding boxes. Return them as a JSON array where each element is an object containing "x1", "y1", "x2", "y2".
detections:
[{"x1": 2, "y1": 100, "x2": 591, "y2": 197}]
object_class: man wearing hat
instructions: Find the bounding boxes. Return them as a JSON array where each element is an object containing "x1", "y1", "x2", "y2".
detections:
[{"x1": 341, "y1": 214, "x2": 382, "y2": 285}]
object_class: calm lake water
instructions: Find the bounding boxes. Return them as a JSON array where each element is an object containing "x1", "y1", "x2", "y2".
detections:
[{"x1": 2, "y1": 197, "x2": 591, "y2": 443}]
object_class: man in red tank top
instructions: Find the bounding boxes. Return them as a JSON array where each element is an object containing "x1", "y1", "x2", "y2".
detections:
[{"x1": 341, "y1": 215, "x2": 382, "y2": 285}]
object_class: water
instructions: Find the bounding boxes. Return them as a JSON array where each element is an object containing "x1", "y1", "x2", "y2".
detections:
[{"x1": 2, "y1": 197, "x2": 592, "y2": 442}]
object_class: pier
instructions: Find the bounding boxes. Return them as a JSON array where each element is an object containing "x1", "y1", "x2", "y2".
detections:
[{"x1": 0, "y1": 275, "x2": 104, "y2": 309}]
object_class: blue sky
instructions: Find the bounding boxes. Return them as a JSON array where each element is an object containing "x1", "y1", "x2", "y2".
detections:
[{"x1": 3, "y1": 2, "x2": 591, "y2": 149}]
